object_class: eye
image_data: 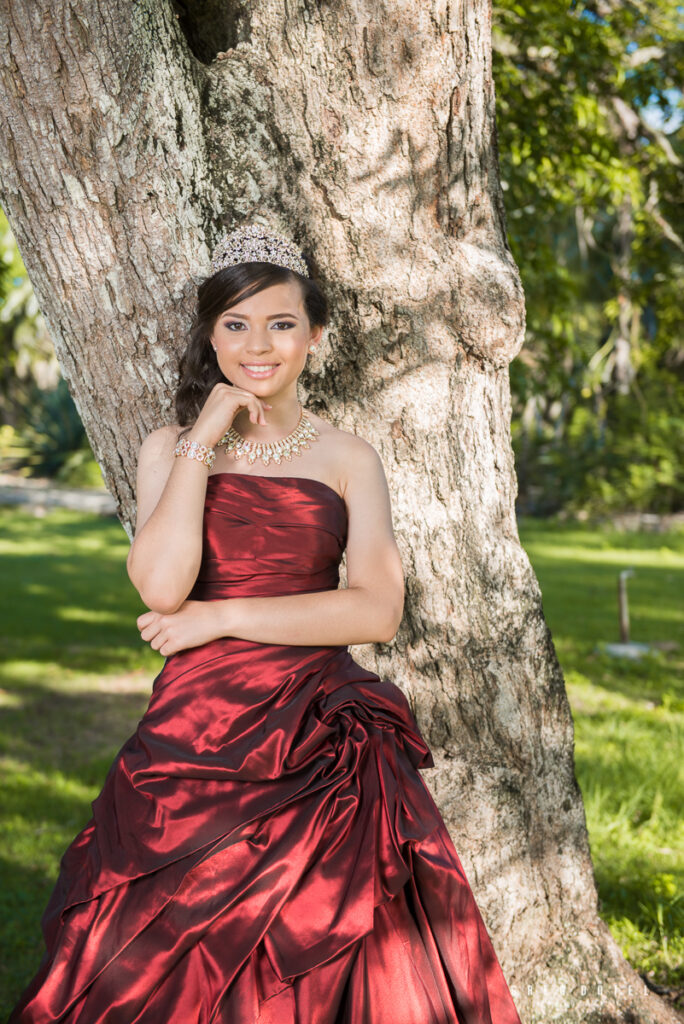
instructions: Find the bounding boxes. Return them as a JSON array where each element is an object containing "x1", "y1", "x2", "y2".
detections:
[
  {"x1": 272, "y1": 321, "x2": 296, "y2": 330},
  {"x1": 223, "y1": 321, "x2": 244, "y2": 330}
]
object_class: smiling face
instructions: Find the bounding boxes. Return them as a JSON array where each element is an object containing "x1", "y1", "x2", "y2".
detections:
[{"x1": 210, "y1": 279, "x2": 323, "y2": 401}]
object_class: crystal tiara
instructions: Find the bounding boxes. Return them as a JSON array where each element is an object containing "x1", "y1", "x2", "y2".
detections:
[{"x1": 210, "y1": 223, "x2": 310, "y2": 278}]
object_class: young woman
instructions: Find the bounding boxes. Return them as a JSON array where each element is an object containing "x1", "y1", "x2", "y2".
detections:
[{"x1": 9, "y1": 223, "x2": 523, "y2": 1023}]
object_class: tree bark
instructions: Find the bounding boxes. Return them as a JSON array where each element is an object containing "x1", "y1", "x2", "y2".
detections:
[{"x1": 0, "y1": 2, "x2": 677, "y2": 1022}]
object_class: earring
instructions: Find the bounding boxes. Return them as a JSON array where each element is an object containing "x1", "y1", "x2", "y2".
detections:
[{"x1": 308, "y1": 345, "x2": 316, "y2": 353}]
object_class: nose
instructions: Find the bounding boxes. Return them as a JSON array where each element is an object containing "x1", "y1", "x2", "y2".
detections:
[{"x1": 245, "y1": 332, "x2": 275, "y2": 356}]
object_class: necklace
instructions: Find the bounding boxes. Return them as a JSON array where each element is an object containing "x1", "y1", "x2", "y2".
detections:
[{"x1": 216, "y1": 402, "x2": 320, "y2": 467}]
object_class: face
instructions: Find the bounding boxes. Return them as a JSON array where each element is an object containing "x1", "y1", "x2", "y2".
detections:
[{"x1": 210, "y1": 280, "x2": 322, "y2": 398}]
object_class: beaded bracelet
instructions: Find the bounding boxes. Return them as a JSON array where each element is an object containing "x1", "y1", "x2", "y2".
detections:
[{"x1": 173, "y1": 437, "x2": 217, "y2": 469}]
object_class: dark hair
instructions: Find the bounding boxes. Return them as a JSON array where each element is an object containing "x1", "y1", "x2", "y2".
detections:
[{"x1": 174, "y1": 258, "x2": 329, "y2": 442}]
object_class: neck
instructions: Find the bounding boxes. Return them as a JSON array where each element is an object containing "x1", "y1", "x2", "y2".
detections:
[{"x1": 232, "y1": 396, "x2": 302, "y2": 441}]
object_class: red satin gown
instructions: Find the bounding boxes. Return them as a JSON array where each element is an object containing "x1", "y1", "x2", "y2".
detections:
[{"x1": 9, "y1": 473, "x2": 523, "y2": 1024}]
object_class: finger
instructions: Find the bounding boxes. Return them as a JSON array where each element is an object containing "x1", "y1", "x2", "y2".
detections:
[
  {"x1": 229, "y1": 392, "x2": 258, "y2": 423},
  {"x1": 139, "y1": 618, "x2": 163, "y2": 637},
  {"x1": 249, "y1": 397, "x2": 262, "y2": 424},
  {"x1": 140, "y1": 610, "x2": 164, "y2": 627},
  {"x1": 253, "y1": 396, "x2": 271, "y2": 421},
  {"x1": 230, "y1": 386, "x2": 259, "y2": 399}
]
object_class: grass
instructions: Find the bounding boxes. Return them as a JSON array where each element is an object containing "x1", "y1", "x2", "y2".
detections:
[
  {"x1": 517, "y1": 516, "x2": 684, "y2": 1003},
  {"x1": 0, "y1": 506, "x2": 160, "y2": 1015},
  {"x1": 0, "y1": 505, "x2": 682, "y2": 1016}
]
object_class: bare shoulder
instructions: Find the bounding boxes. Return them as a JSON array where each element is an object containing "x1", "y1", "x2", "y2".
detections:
[
  {"x1": 135, "y1": 423, "x2": 188, "y2": 475},
  {"x1": 138, "y1": 423, "x2": 185, "y2": 458},
  {"x1": 338, "y1": 432, "x2": 386, "y2": 498},
  {"x1": 310, "y1": 415, "x2": 402, "y2": 631},
  {"x1": 129, "y1": 424, "x2": 185, "y2": 538},
  {"x1": 304, "y1": 411, "x2": 386, "y2": 499}
]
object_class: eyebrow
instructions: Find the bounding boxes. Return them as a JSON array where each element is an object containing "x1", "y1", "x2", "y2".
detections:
[{"x1": 221, "y1": 311, "x2": 299, "y2": 320}]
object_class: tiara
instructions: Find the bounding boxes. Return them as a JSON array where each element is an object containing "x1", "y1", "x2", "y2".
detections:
[{"x1": 210, "y1": 223, "x2": 310, "y2": 278}]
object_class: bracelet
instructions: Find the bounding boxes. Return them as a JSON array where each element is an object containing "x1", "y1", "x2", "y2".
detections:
[{"x1": 173, "y1": 437, "x2": 217, "y2": 469}]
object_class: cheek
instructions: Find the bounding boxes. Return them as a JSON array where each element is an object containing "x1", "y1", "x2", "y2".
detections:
[
  {"x1": 282, "y1": 344, "x2": 309, "y2": 368},
  {"x1": 217, "y1": 333, "x2": 246, "y2": 354},
  {"x1": 215, "y1": 331, "x2": 308, "y2": 359},
  {"x1": 285, "y1": 331, "x2": 310, "y2": 354}
]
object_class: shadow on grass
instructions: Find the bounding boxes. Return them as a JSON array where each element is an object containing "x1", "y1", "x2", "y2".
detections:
[
  {"x1": 0, "y1": 854, "x2": 57, "y2": 1021},
  {"x1": 0, "y1": 507, "x2": 147, "y2": 666},
  {"x1": 518, "y1": 517, "x2": 684, "y2": 706},
  {"x1": 0, "y1": 677, "x2": 153, "y2": 784},
  {"x1": 519, "y1": 517, "x2": 684, "y2": 993},
  {"x1": 2, "y1": 508, "x2": 683, "y2": 1005},
  {"x1": 0, "y1": 676, "x2": 153, "y2": 1017}
]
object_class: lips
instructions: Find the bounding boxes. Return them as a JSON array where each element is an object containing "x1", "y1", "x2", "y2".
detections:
[{"x1": 240, "y1": 363, "x2": 280, "y2": 378}]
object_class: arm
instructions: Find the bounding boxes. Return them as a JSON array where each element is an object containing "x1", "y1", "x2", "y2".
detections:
[
  {"x1": 126, "y1": 425, "x2": 210, "y2": 614},
  {"x1": 215, "y1": 440, "x2": 405, "y2": 646},
  {"x1": 127, "y1": 387, "x2": 271, "y2": 614},
  {"x1": 127, "y1": 385, "x2": 272, "y2": 610},
  {"x1": 135, "y1": 438, "x2": 405, "y2": 653},
  {"x1": 216, "y1": 589, "x2": 392, "y2": 646}
]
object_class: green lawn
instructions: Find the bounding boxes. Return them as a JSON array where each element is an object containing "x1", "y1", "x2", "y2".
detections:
[
  {"x1": 0, "y1": 506, "x2": 159, "y2": 1015},
  {"x1": 517, "y1": 516, "x2": 683, "y2": 1002},
  {"x1": 0, "y1": 506, "x2": 682, "y2": 1017}
]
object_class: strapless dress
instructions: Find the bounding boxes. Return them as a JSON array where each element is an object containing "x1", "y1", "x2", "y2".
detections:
[{"x1": 8, "y1": 473, "x2": 522, "y2": 1024}]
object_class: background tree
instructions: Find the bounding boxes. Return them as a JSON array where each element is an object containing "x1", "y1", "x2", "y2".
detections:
[
  {"x1": 0, "y1": 201, "x2": 99, "y2": 483},
  {"x1": 0, "y1": 209, "x2": 59, "y2": 407},
  {"x1": 493, "y1": 0, "x2": 683, "y2": 517},
  {"x1": 0, "y1": 2, "x2": 679, "y2": 1022}
]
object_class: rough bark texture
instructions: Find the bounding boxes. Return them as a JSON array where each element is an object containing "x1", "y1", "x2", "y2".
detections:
[{"x1": 0, "y1": 2, "x2": 678, "y2": 1022}]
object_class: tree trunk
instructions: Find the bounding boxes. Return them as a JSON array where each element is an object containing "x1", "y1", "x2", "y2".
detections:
[{"x1": 0, "y1": 2, "x2": 677, "y2": 1022}]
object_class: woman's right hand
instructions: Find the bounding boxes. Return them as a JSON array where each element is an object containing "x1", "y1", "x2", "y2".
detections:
[{"x1": 186, "y1": 382, "x2": 272, "y2": 447}]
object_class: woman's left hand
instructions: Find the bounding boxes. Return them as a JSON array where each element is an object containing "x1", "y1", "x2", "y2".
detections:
[{"x1": 136, "y1": 600, "x2": 223, "y2": 656}]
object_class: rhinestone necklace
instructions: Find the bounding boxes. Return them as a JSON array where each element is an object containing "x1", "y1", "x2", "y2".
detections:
[{"x1": 216, "y1": 402, "x2": 320, "y2": 467}]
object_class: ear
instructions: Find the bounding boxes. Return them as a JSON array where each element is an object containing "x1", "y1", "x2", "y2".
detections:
[{"x1": 309, "y1": 324, "x2": 324, "y2": 344}]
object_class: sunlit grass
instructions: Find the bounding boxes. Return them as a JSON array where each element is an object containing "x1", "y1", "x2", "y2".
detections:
[
  {"x1": 518, "y1": 516, "x2": 684, "y2": 995},
  {"x1": 0, "y1": 505, "x2": 161, "y2": 1014},
  {"x1": 0, "y1": 505, "x2": 682, "y2": 1015}
]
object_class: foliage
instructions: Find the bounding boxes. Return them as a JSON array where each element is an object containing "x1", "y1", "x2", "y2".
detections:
[
  {"x1": 0, "y1": 376, "x2": 102, "y2": 485},
  {"x1": 494, "y1": 0, "x2": 684, "y2": 514},
  {"x1": 1, "y1": 7, "x2": 683, "y2": 514},
  {"x1": 0, "y1": 208, "x2": 103, "y2": 486},
  {"x1": 0, "y1": 209, "x2": 60, "y2": 425},
  {"x1": 512, "y1": 365, "x2": 683, "y2": 514}
]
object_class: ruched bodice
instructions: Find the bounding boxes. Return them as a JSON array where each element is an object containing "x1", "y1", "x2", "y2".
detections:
[
  {"x1": 9, "y1": 474, "x2": 523, "y2": 1024},
  {"x1": 188, "y1": 473, "x2": 347, "y2": 600}
]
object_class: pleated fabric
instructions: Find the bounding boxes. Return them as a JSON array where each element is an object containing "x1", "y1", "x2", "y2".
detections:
[{"x1": 9, "y1": 473, "x2": 522, "y2": 1024}]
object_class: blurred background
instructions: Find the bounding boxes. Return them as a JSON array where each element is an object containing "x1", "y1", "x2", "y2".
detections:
[
  {"x1": 0, "y1": 0, "x2": 682, "y2": 1017},
  {"x1": 1, "y1": 3, "x2": 683, "y2": 515}
]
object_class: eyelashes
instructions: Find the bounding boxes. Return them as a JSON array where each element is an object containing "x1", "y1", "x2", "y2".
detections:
[{"x1": 223, "y1": 321, "x2": 295, "y2": 331}]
